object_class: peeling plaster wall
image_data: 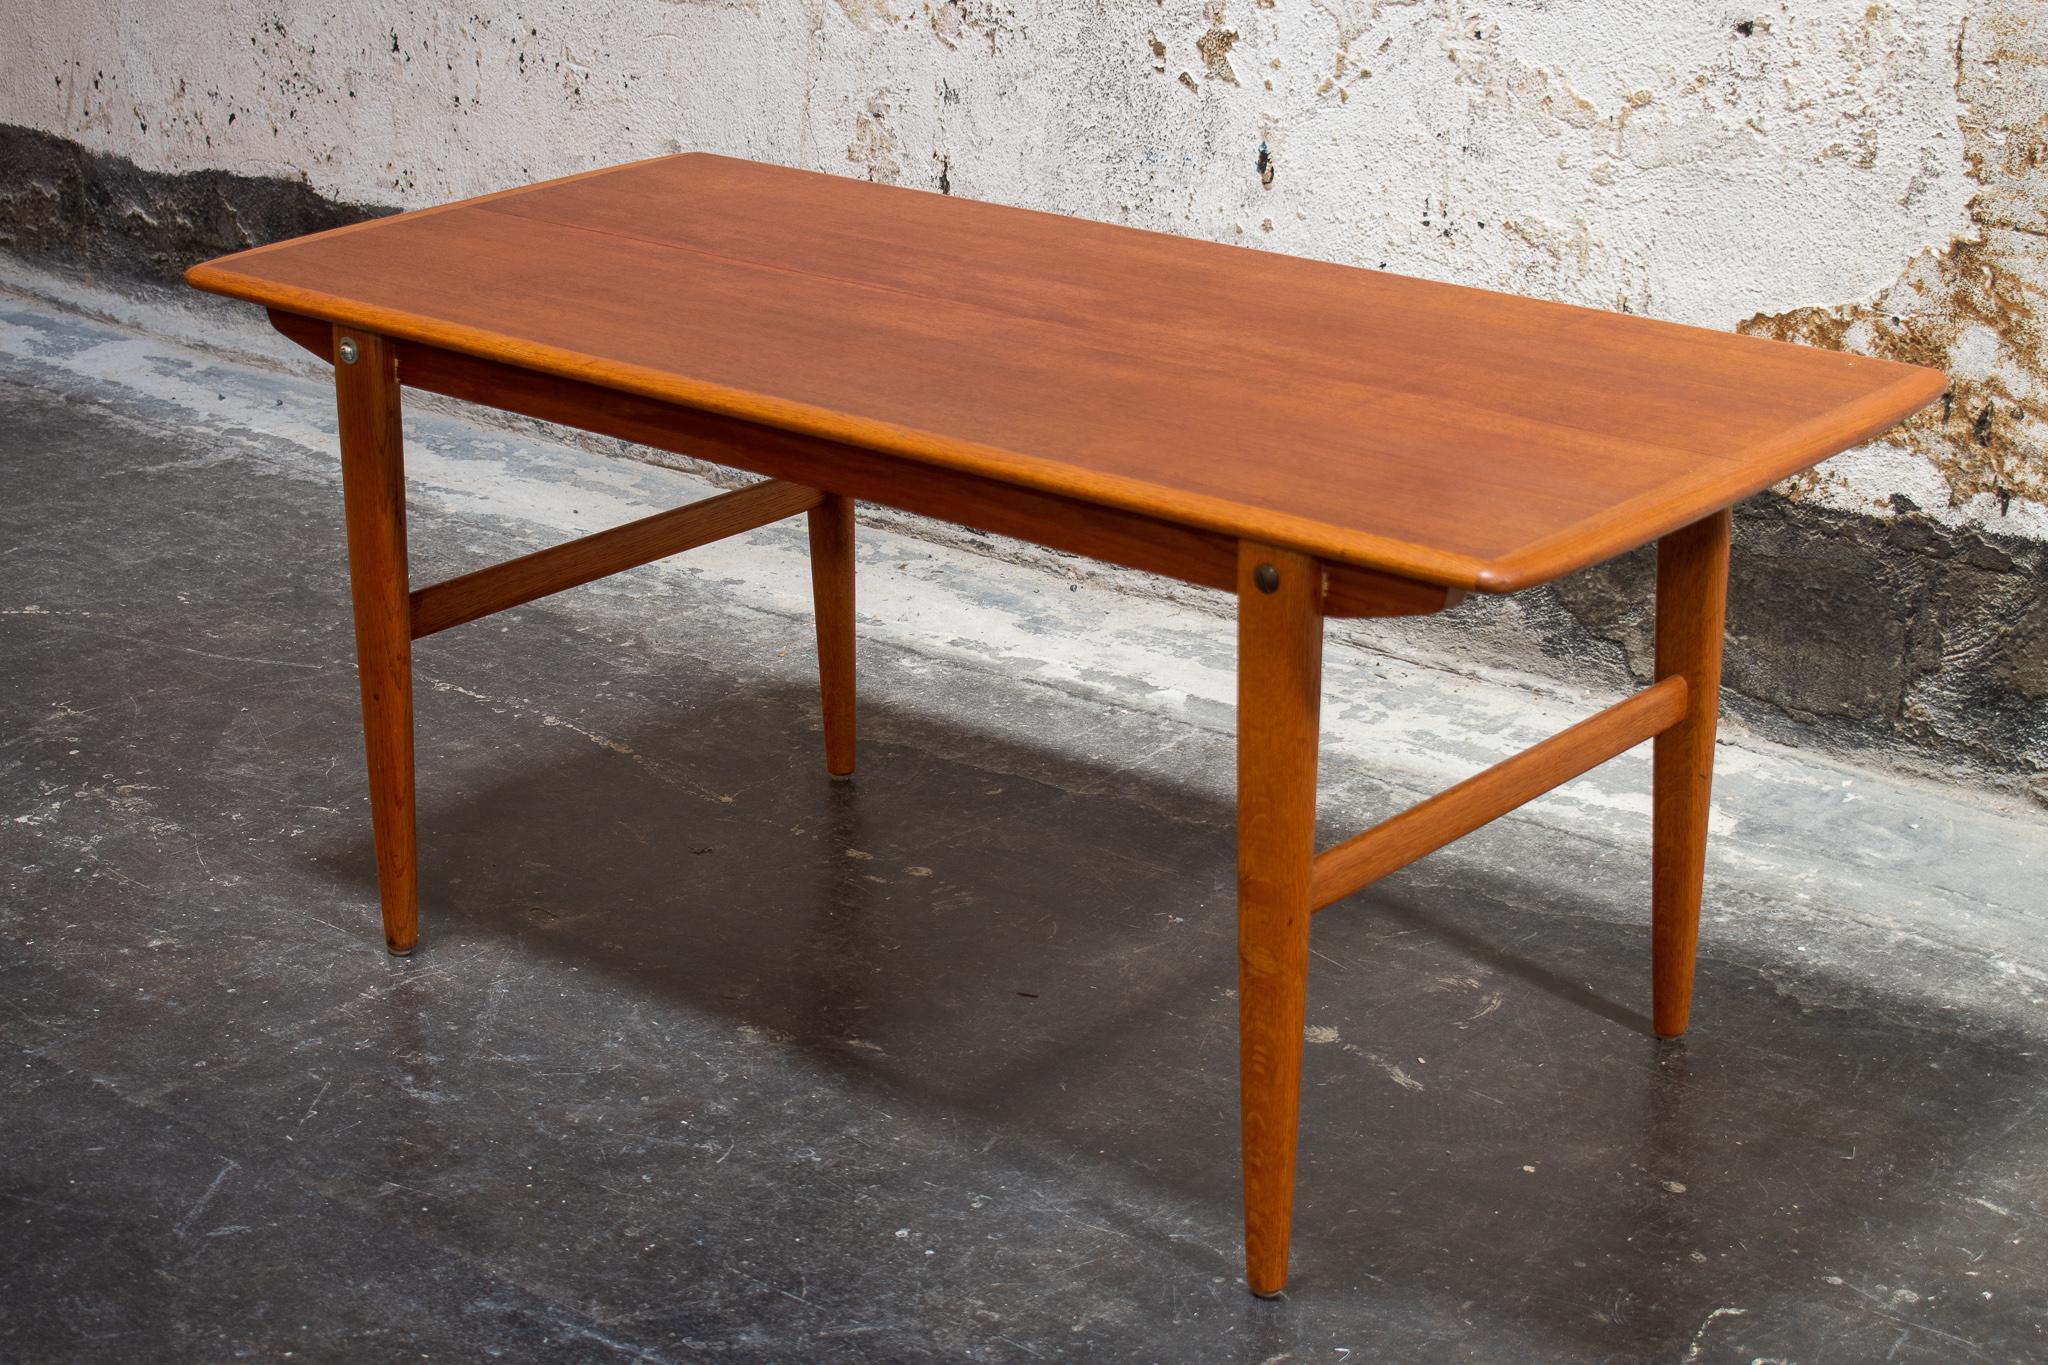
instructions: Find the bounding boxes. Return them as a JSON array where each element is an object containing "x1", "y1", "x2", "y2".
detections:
[
  {"x1": 2, "y1": 0, "x2": 2043, "y2": 793},
  {"x1": 1740, "y1": 5, "x2": 2046, "y2": 520}
]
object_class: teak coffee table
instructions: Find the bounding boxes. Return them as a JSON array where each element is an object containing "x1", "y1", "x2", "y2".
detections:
[{"x1": 188, "y1": 153, "x2": 1945, "y2": 1295}]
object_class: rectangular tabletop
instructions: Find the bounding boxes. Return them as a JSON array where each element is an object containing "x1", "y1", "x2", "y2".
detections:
[{"x1": 188, "y1": 153, "x2": 1945, "y2": 592}]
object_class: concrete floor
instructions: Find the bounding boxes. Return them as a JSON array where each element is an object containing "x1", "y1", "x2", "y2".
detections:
[{"x1": 3, "y1": 287, "x2": 2046, "y2": 1364}]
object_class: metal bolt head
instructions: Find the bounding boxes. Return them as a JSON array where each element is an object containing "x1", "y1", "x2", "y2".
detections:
[
  {"x1": 337, "y1": 337, "x2": 359, "y2": 365},
  {"x1": 1254, "y1": 562, "x2": 1281, "y2": 594}
]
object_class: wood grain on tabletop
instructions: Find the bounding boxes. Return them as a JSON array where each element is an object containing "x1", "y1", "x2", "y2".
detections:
[{"x1": 188, "y1": 154, "x2": 1946, "y2": 592}]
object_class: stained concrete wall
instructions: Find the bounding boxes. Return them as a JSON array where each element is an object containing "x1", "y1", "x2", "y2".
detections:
[{"x1": 2, "y1": 2, "x2": 2042, "y2": 797}]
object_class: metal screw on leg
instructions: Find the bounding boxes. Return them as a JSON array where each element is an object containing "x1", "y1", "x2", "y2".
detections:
[
  {"x1": 1254, "y1": 562, "x2": 1281, "y2": 594},
  {"x1": 337, "y1": 337, "x2": 360, "y2": 365}
]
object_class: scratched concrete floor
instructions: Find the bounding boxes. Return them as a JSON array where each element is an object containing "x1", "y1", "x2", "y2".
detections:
[{"x1": 3, "y1": 290, "x2": 2046, "y2": 1364}]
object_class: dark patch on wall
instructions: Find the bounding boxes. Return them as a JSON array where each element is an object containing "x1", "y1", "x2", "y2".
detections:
[
  {"x1": 0, "y1": 122, "x2": 394, "y2": 284},
  {"x1": 0, "y1": 127, "x2": 2038, "y2": 798},
  {"x1": 1539, "y1": 496, "x2": 2045, "y2": 796}
]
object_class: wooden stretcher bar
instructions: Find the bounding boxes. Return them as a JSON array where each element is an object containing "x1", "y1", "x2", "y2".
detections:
[{"x1": 1308, "y1": 676, "x2": 1691, "y2": 911}]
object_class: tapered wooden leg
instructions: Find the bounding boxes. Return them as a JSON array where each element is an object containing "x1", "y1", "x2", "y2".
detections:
[
  {"x1": 1651, "y1": 508, "x2": 1732, "y2": 1037},
  {"x1": 334, "y1": 328, "x2": 418, "y2": 955},
  {"x1": 1236, "y1": 541, "x2": 1323, "y2": 1296},
  {"x1": 808, "y1": 493, "x2": 857, "y2": 777}
]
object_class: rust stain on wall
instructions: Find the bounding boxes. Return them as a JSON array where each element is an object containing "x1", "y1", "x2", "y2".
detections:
[
  {"x1": 846, "y1": 93, "x2": 901, "y2": 183},
  {"x1": 832, "y1": 0, "x2": 896, "y2": 27},
  {"x1": 1196, "y1": 9, "x2": 1241, "y2": 88},
  {"x1": 1739, "y1": 6, "x2": 2046, "y2": 512}
]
